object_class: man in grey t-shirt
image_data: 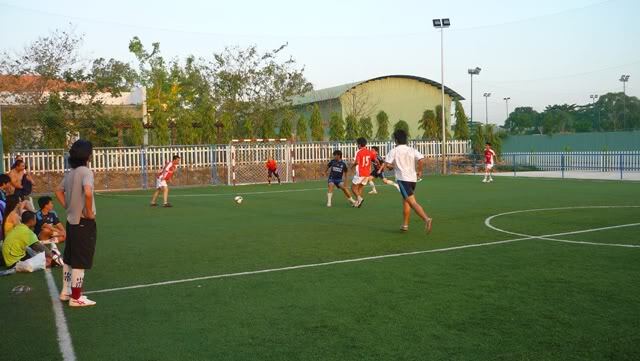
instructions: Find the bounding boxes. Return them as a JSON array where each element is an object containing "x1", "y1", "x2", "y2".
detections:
[{"x1": 55, "y1": 140, "x2": 97, "y2": 307}]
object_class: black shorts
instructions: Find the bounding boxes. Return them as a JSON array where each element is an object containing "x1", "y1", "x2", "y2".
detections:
[
  {"x1": 268, "y1": 169, "x2": 279, "y2": 177},
  {"x1": 328, "y1": 178, "x2": 343, "y2": 187},
  {"x1": 372, "y1": 170, "x2": 384, "y2": 179},
  {"x1": 397, "y1": 181, "x2": 416, "y2": 200},
  {"x1": 64, "y1": 218, "x2": 97, "y2": 269}
]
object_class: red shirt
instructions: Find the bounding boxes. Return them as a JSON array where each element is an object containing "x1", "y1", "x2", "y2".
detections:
[
  {"x1": 266, "y1": 159, "x2": 277, "y2": 171},
  {"x1": 484, "y1": 149, "x2": 496, "y2": 164},
  {"x1": 158, "y1": 161, "x2": 177, "y2": 181},
  {"x1": 355, "y1": 148, "x2": 373, "y2": 177}
]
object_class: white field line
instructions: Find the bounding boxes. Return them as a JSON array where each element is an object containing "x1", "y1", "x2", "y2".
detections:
[
  {"x1": 485, "y1": 206, "x2": 640, "y2": 248},
  {"x1": 44, "y1": 270, "x2": 77, "y2": 361},
  {"x1": 86, "y1": 217, "x2": 638, "y2": 296},
  {"x1": 96, "y1": 187, "x2": 327, "y2": 198}
]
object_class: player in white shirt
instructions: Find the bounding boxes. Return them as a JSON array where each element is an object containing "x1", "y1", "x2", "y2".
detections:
[{"x1": 380, "y1": 129, "x2": 433, "y2": 233}]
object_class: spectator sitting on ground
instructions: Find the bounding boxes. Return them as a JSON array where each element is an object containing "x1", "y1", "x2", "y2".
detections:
[
  {"x1": 1, "y1": 211, "x2": 58, "y2": 270},
  {"x1": 4, "y1": 195, "x2": 28, "y2": 236},
  {"x1": 8, "y1": 157, "x2": 35, "y2": 212},
  {"x1": 0, "y1": 174, "x2": 10, "y2": 240}
]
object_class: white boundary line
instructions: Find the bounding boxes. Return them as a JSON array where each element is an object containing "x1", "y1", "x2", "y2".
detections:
[
  {"x1": 96, "y1": 187, "x2": 327, "y2": 198},
  {"x1": 485, "y1": 206, "x2": 640, "y2": 248},
  {"x1": 44, "y1": 270, "x2": 77, "y2": 361},
  {"x1": 85, "y1": 216, "x2": 639, "y2": 296}
]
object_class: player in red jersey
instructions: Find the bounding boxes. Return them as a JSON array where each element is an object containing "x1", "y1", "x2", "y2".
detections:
[
  {"x1": 350, "y1": 137, "x2": 377, "y2": 208},
  {"x1": 150, "y1": 155, "x2": 181, "y2": 207},
  {"x1": 483, "y1": 142, "x2": 496, "y2": 183},
  {"x1": 266, "y1": 156, "x2": 281, "y2": 185}
]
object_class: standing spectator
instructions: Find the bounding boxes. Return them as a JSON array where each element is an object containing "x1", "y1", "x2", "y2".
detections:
[
  {"x1": 55, "y1": 140, "x2": 98, "y2": 307},
  {"x1": 150, "y1": 155, "x2": 181, "y2": 208}
]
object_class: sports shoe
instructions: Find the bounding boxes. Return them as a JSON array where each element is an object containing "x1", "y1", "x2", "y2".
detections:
[
  {"x1": 150, "y1": 203, "x2": 158, "y2": 207},
  {"x1": 394, "y1": 184, "x2": 400, "y2": 192},
  {"x1": 69, "y1": 296, "x2": 96, "y2": 307},
  {"x1": 425, "y1": 218, "x2": 433, "y2": 234},
  {"x1": 400, "y1": 225, "x2": 409, "y2": 232},
  {"x1": 162, "y1": 203, "x2": 173, "y2": 208},
  {"x1": 51, "y1": 253, "x2": 64, "y2": 267},
  {"x1": 488, "y1": 178, "x2": 494, "y2": 182},
  {"x1": 59, "y1": 292, "x2": 70, "y2": 301},
  {"x1": 368, "y1": 190, "x2": 378, "y2": 194},
  {"x1": 327, "y1": 203, "x2": 332, "y2": 207},
  {"x1": 482, "y1": 179, "x2": 487, "y2": 183},
  {"x1": 357, "y1": 199, "x2": 365, "y2": 208}
]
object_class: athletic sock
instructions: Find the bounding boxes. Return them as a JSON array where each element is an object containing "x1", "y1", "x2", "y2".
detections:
[
  {"x1": 62, "y1": 264, "x2": 72, "y2": 295},
  {"x1": 327, "y1": 192, "x2": 333, "y2": 205},
  {"x1": 71, "y1": 268, "x2": 85, "y2": 300}
]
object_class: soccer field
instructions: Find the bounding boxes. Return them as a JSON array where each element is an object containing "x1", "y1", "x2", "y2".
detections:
[{"x1": 3, "y1": 175, "x2": 640, "y2": 361}]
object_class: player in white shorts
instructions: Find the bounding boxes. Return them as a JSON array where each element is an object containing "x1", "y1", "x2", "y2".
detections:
[
  {"x1": 150, "y1": 155, "x2": 181, "y2": 207},
  {"x1": 483, "y1": 142, "x2": 496, "y2": 183}
]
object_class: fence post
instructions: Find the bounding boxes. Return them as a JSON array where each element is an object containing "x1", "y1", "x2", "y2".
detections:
[
  {"x1": 619, "y1": 153, "x2": 623, "y2": 180},
  {"x1": 513, "y1": 153, "x2": 516, "y2": 177},
  {"x1": 561, "y1": 153, "x2": 565, "y2": 179},
  {"x1": 209, "y1": 145, "x2": 217, "y2": 185},
  {"x1": 140, "y1": 146, "x2": 147, "y2": 190}
]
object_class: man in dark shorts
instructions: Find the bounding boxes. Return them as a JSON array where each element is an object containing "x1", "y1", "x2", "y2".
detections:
[
  {"x1": 55, "y1": 139, "x2": 97, "y2": 307},
  {"x1": 326, "y1": 150, "x2": 356, "y2": 207},
  {"x1": 266, "y1": 157, "x2": 281, "y2": 185},
  {"x1": 380, "y1": 129, "x2": 432, "y2": 233}
]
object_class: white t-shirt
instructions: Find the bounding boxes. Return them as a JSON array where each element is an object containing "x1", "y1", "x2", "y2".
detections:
[{"x1": 385, "y1": 145, "x2": 425, "y2": 182}]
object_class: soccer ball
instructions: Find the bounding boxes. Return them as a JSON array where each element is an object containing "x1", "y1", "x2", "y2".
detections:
[{"x1": 234, "y1": 196, "x2": 243, "y2": 204}]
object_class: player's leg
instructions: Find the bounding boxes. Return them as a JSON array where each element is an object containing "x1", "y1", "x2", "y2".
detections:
[
  {"x1": 338, "y1": 182, "x2": 357, "y2": 205},
  {"x1": 150, "y1": 182, "x2": 161, "y2": 205},
  {"x1": 65, "y1": 218, "x2": 97, "y2": 307},
  {"x1": 327, "y1": 182, "x2": 334, "y2": 207},
  {"x1": 162, "y1": 186, "x2": 171, "y2": 207},
  {"x1": 401, "y1": 199, "x2": 411, "y2": 232},
  {"x1": 368, "y1": 179, "x2": 377, "y2": 194},
  {"x1": 267, "y1": 170, "x2": 272, "y2": 185},
  {"x1": 406, "y1": 195, "x2": 432, "y2": 233},
  {"x1": 382, "y1": 176, "x2": 400, "y2": 192},
  {"x1": 483, "y1": 165, "x2": 489, "y2": 182},
  {"x1": 275, "y1": 171, "x2": 281, "y2": 184},
  {"x1": 488, "y1": 164, "x2": 494, "y2": 182}
]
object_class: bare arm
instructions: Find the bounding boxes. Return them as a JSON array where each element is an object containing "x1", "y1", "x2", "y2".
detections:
[
  {"x1": 416, "y1": 158, "x2": 425, "y2": 179},
  {"x1": 84, "y1": 184, "x2": 95, "y2": 219},
  {"x1": 9, "y1": 172, "x2": 22, "y2": 189},
  {"x1": 55, "y1": 190, "x2": 66, "y2": 208}
]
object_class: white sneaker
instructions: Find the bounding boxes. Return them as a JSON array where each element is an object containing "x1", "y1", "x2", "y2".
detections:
[
  {"x1": 368, "y1": 190, "x2": 378, "y2": 194},
  {"x1": 59, "y1": 292, "x2": 70, "y2": 301},
  {"x1": 488, "y1": 178, "x2": 494, "y2": 182},
  {"x1": 482, "y1": 179, "x2": 488, "y2": 183},
  {"x1": 394, "y1": 184, "x2": 400, "y2": 192},
  {"x1": 69, "y1": 296, "x2": 96, "y2": 307},
  {"x1": 327, "y1": 203, "x2": 332, "y2": 207}
]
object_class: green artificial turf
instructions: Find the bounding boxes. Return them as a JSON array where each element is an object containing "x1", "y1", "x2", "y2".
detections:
[{"x1": 2, "y1": 175, "x2": 639, "y2": 360}]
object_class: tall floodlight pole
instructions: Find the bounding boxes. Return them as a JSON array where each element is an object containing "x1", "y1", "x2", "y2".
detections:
[
  {"x1": 468, "y1": 67, "x2": 481, "y2": 128},
  {"x1": 619, "y1": 75, "x2": 630, "y2": 129},
  {"x1": 503, "y1": 97, "x2": 511, "y2": 121},
  {"x1": 433, "y1": 18, "x2": 450, "y2": 174},
  {"x1": 483, "y1": 93, "x2": 492, "y2": 125}
]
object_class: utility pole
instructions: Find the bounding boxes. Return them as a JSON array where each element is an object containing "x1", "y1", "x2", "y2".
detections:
[
  {"x1": 483, "y1": 93, "x2": 492, "y2": 125},
  {"x1": 503, "y1": 97, "x2": 511, "y2": 121},
  {"x1": 433, "y1": 18, "x2": 450, "y2": 175},
  {"x1": 468, "y1": 67, "x2": 481, "y2": 128},
  {"x1": 619, "y1": 75, "x2": 630, "y2": 130}
]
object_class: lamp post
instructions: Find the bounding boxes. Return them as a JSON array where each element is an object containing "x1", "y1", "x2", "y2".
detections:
[
  {"x1": 468, "y1": 67, "x2": 481, "y2": 127},
  {"x1": 483, "y1": 92, "x2": 491, "y2": 125},
  {"x1": 590, "y1": 94, "x2": 600, "y2": 129},
  {"x1": 433, "y1": 17, "x2": 450, "y2": 174},
  {"x1": 619, "y1": 75, "x2": 630, "y2": 130},
  {"x1": 503, "y1": 97, "x2": 511, "y2": 121}
]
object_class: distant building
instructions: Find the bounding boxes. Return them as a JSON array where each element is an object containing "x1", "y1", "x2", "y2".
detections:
[{"x1": 291, "y1": 75, "x2": 464, "y2": 139}]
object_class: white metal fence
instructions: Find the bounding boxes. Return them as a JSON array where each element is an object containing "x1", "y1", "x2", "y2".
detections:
[{"x1": 3, "y1": 140, "x2": 471, "y2": 174}]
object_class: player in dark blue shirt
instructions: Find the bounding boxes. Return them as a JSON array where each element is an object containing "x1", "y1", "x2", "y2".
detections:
[
  {"x1": 34, "y1": 196, "x2": 66, "y2": 266},
  {"x1": 368, "y1": 146, "x2": 400, "y2": 194},
  {"x1": 326, "y1": 150, "x2": 357, "y2": 207}
]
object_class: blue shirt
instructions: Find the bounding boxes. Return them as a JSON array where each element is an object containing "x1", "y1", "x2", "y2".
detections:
[
  {"x1": 35, "y1": 210, "x2": 60, "y2": 235},
  {"x1": 328, "y1": 160, "x2": 348, "y2": 180}
]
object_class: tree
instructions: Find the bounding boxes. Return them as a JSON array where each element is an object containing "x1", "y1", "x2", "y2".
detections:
[
  {"x1": 375, "y1": 111, "x2": 390, "y2": 140},
  {"x1": 418, "y1": 109, "x2": 438, "y2": 140},
  {"x1": 453, "y1": 100, "x2": 470, "y2": 140},
  {"x1": 279, "y1": 116, "x2": 293, "y2": 139},
  {"x1": 310, "y1": 104, "x2": 324, "y2": 141},
  {"x1": 199, "y1": 106, "x2": 216, "y2": 144},
  {"x1": 329, "y1": 113, "x2": 345, "y2": 141},
  {"x1": 393, "y1": 120, "x2": 410, "y2": 139},
  {"x1": 344, "y1": 114, "x2": 359, "y2": 140},
  {"x1": 343, "y1": 87, "x2": 378, "y2": 120},
  {"x1": 471, "y1": 124, "x2": 485, "y2": 155},
  {"x1": 358, "y1": 117, "x2": 373, "y2": 139},
  {"x1": 261, "y1": 112, "x2": 276, "y2": 139},
  {"x1": 296, "y1": 115, "x2": 308, "y2": 141},
  {"x1": 129, "y1": 117, "x2": 145, "y2": 146},
  {"x1": 435, "y1": 105, "x2": 451, "y2": 140},
  {"x1": 504, "y1": 107, "x2": 541, "y2": 135},
  {"x1": 243, "y1": 118, "x2": 255, "y2": 139}
]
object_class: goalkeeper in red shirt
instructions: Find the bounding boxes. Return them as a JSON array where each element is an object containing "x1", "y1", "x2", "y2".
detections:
[{"x1": 266, "y1": 156, "x2": 281, "y2": 185}]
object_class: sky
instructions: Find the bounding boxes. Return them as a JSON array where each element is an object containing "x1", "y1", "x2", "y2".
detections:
[{"x1": 1, "y1": 0, "x2": 639, "y2": 125}]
